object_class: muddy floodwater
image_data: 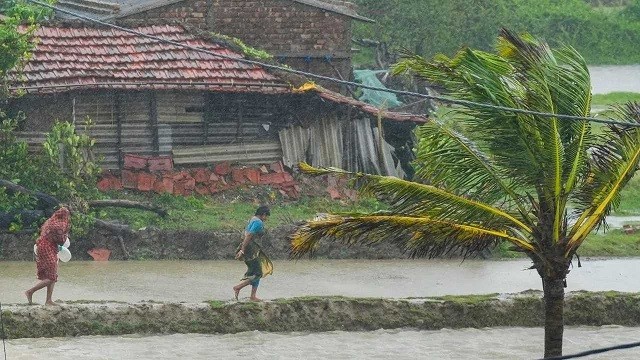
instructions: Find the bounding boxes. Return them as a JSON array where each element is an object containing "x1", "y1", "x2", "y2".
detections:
[
  {"x1": 590, "y1": 65, "x2": 640, "y2": 94},
  {"x1": 4, "y1": 326, "x2": 640, "y2": 359},
  {"x1": 1, "y1": 258, "x2": 638, "y2": 304}
]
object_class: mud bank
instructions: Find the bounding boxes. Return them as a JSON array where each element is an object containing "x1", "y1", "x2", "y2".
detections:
[
  {"x1": 2, "y1": 291, "x2": 639, "y2": 339},
  {"x1": 0, "y1": 224, "x2": 407, "y2": 261}
]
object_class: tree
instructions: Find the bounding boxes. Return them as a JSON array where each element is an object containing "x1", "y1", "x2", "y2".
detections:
[{"x1": 290, "y1": 29, "x2": 640, "y2": 358}]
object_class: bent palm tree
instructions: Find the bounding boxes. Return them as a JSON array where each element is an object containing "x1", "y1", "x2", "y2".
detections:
[{"x1": 290, "y1": 29, "x2": 640, "y2": 358}]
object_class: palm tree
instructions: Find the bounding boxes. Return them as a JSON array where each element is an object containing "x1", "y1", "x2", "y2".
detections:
[{"x1": 290, "y1": 29, "x2": 640, "y2": 358}]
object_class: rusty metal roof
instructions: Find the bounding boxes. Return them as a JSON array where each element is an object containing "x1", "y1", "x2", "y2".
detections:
[
  {"x1": 317, "y1": 88, "x2": 428, "y2": 123},
  {"x1": 293, "y1": 83, "x2": 428, "y2": 123},
  {"x1": 9, "y1": 24, "x2": 290, "y2": 94}
]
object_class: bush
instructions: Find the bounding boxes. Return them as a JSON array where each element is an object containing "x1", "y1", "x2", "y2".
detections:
[{"x1": 354, "y1": 0, "x2": 640, "y2": 65}]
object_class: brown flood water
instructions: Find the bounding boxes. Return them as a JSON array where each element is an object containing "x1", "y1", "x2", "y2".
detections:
[
  {"x1": 5, "y1": 326, "x2": 640, "y2": 359},
  {"x1": 1, "y1": 258, "x2": 638, "y2": 304}
]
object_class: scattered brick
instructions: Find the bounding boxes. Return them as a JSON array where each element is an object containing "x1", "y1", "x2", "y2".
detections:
[
  {"x1": 124, "y1": 154, "x2": 149, "y2": 170},
  {"x1": 270, "y1": 161, "x2": 285, "y2": 173},
  {"x1": 183, "y1": 177, "x2": 196, "y2": 190},
  {"x1": 87, "y1": 248, "x2": 111, "y2": 261},
  {"x1": 138, "y1": 172, "x2": 157, "y2": 191},
  {"x1": 259, "y1": 172, "x2": 288, "y2": 185},
  {"x1": 121, "y1": 170, "x2": 138, "y2": 189},
  {"x1": 148, "y1": 156, "x2": 173, "y2": 172},
  {"x1": 244, "y1": 168, "x2": 261, "y2": 184},
  {"x1": 97, "y1": 177, "x2": 113, "y2": 192},
  {"x1": 214, "y1": 161, "x2": 231, "y2": 176},
  {"x1": 195, "y1": 184, "x2": 210, "y2": 195},
  {"x1": 232, "y1": 168, "x2": 246, "y2": 183},
  {"x1": 154, "y1": 177, "x2": 174, "y2": 194},
  {"x1": 193, "y1": 168, "x2": 210, "y2": 183}
]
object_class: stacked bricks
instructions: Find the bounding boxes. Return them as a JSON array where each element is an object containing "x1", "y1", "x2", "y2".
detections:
[{"x1": 97, "y1": 154, "x2": 300, "y2": 199}]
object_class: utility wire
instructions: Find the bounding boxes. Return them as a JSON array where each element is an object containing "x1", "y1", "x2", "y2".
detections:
[
  {"x1": 0, "y1": 302, "x2": 7, "y2": 360},
  {"x1": 22, "y1": 0, "x2": 640, "y2": 128},
  {"x1": 539, "y1": 341, "x2": 640, "y2": 359}
]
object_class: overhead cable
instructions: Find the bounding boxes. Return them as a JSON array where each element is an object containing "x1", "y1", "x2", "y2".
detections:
[
  {"x1": 22, "y1": 0, "x2": 640, "y2": 128},
  {"x1": 539, "y1": 340, "x2": 640, "y2": 359}
]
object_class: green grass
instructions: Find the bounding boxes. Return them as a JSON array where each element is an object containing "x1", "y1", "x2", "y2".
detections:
[
  {"x1": 95, "y1": 190, "x2": 386, "y2": 231},
  {"x1": 579, "y1": 229, "x2": 640, "y2": 256},
  {"x1": 613, "y1": 174, "x2": 640, "y2": 215},
  {"x1": 591, "y1": 92, "x2": 640, "y2": 106}
]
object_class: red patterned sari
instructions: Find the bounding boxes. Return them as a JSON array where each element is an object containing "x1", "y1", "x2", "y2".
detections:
[{"x1": 35, "y1": 207, "x2": 70, "y2": 282}]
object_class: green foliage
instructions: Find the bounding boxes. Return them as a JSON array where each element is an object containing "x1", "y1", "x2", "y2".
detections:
[
  {"x1": 354, "y1": 0, "x2": 640, "y2": 65},
  {"x1": 0, "y1": 119, "x2": 101, "y2": 231},
  {"x1": 41, "y1": 120, "x2": 101, "y2": 199},
  {"x1": 0, "y1": 0, "x2": 53, "y2": 82},
  {"x1": 210, "y1": 32, "x2": 273, "y2": 60},
  {"x1": 0, "y1": 113, "x2": 36, "y2": 183}
]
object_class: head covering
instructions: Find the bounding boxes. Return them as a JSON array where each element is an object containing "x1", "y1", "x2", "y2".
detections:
[{"x1": 41, "y1": 206, "x2": 71, "y2": 238}]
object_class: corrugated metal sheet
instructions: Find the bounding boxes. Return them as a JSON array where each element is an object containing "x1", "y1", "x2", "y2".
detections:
[
  {"x1": 309, "y1": 115, "x2": 343, "y2": 168},
  {"x1": 279, "y1": 126, "x2": 310, "y2": 169},
  {"x1": 172, "y1": 141, "x2": 282, "y2": 165},
  {"x1": 278, "y1": 115, "x2": 400, "y2": 176}
]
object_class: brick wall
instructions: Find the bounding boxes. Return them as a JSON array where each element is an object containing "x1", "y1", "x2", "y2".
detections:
[
  {"x1": 120, "y1": 0, "x2": 209, "y2": 28},
  {"x1": 119, "y1": 0, "x2": 354, "y2": 91}
]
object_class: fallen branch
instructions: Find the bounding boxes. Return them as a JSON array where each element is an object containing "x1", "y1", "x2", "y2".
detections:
[
  {"x1": 88, "y1": 199, "x2": 168, "y2": 217},
  {"x1": 117, "y1": 235, "x2": 130, "y2": 259},
  {"x1": 92, "y1": 218, "x2": 134, "y2": 235}
]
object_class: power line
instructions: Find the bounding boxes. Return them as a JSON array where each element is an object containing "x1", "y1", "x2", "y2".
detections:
[
  {"x1": 22, "y1": 0, "x2": 640, "y2": 128},
  {"x1": 539, "y1": 341, "x2": 640, "y2": 359},
  {"x1": 0, "y1": 302, "x2": 7, "y2": 360}
]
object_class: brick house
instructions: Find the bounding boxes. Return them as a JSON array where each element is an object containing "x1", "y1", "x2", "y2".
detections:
[{"x1": 54, "y1": 0, "x2": 373, "y2": 92}]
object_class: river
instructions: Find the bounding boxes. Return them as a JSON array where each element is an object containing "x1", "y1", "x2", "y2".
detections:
[
  {"x1": 2, "y1": 258, "x2": 639, "y2": 358},
  {"x1": 1, "y1": 258, "x2": 639, "y2": 304},
  {"x1": 3, "y1": 326, "x2": 640, "y2": 359},
  {"x1": 589, "y1": 65, "x2": 640, "y2": 94}
]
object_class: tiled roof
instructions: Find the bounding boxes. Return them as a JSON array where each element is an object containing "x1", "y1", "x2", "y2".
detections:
[{"x1": 9, "y1": 24, "x2": 290, "y2": 94}]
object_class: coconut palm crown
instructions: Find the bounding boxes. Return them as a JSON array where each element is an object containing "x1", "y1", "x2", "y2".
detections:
[{"x1": 290, "y1": 29, "x2": 640, "y2": 358}]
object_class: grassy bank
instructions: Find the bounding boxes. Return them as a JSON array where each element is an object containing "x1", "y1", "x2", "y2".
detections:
[
  {"x1": 96, "y1": 189, "x2": 385, "y2": 232},
  {"x1": 592, "y1": 92, "x2": 640, "y2": 106},
  {"x1": 3, "y1": 292, "x2": 640, "y2": 339}
]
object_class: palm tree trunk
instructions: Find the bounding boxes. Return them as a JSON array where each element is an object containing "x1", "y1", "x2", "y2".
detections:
[{"x1": 543, "y1": 277, "x2": 565, "y2": 358}]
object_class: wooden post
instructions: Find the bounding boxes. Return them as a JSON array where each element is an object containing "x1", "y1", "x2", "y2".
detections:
[
  {"x1": 115, "y1": 93, "x2": 123, "y2": 170},
  {"x1": 149, "y1": 92, "x2": 159, "y2": 156},
  {"x1": 203, "y1": 93, "x2": 214, "y2": 145}
]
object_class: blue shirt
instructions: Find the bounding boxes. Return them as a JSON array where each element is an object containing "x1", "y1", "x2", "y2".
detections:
[{"x1": 245, "y1": 217, "x2": 264, "y2": 235}]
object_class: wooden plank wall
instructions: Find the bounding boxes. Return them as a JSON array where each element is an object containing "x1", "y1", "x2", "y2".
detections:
[{"x1": 15, "y1": 91, "x2": 285, "y2": 169}]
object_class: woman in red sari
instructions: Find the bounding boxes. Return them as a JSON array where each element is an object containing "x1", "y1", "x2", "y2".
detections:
[{"x1": 25, "y1": 207, "x2": 71, "y2": 306}]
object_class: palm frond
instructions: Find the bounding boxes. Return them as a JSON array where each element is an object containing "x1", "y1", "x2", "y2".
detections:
[
  {"x1": 299, "y1": 163, "x2": 532, "y2": 234},
  {"x1": 290, "y1": 214, "x2": 536, "y2": 259},
  {"x1": 413, "y1": 120, "x2": 531, "y2": 220},
  {"x1": 567, "y1": 102, "x2": 640, "y2": 254}
]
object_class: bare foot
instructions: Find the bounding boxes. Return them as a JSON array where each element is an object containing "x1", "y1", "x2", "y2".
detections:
[
  {"x1": 233, "y1": 287, "x2": 240, "y2": 300},
  {"x1": 45, "y1": 301, "x2": 59, "y2": 306},
  {"x1": 249, "y1": 297, "x2": 261, "y2": 302},
  {"x1": 25, "y1": 290, "x2": 33, "y2": 305}
]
